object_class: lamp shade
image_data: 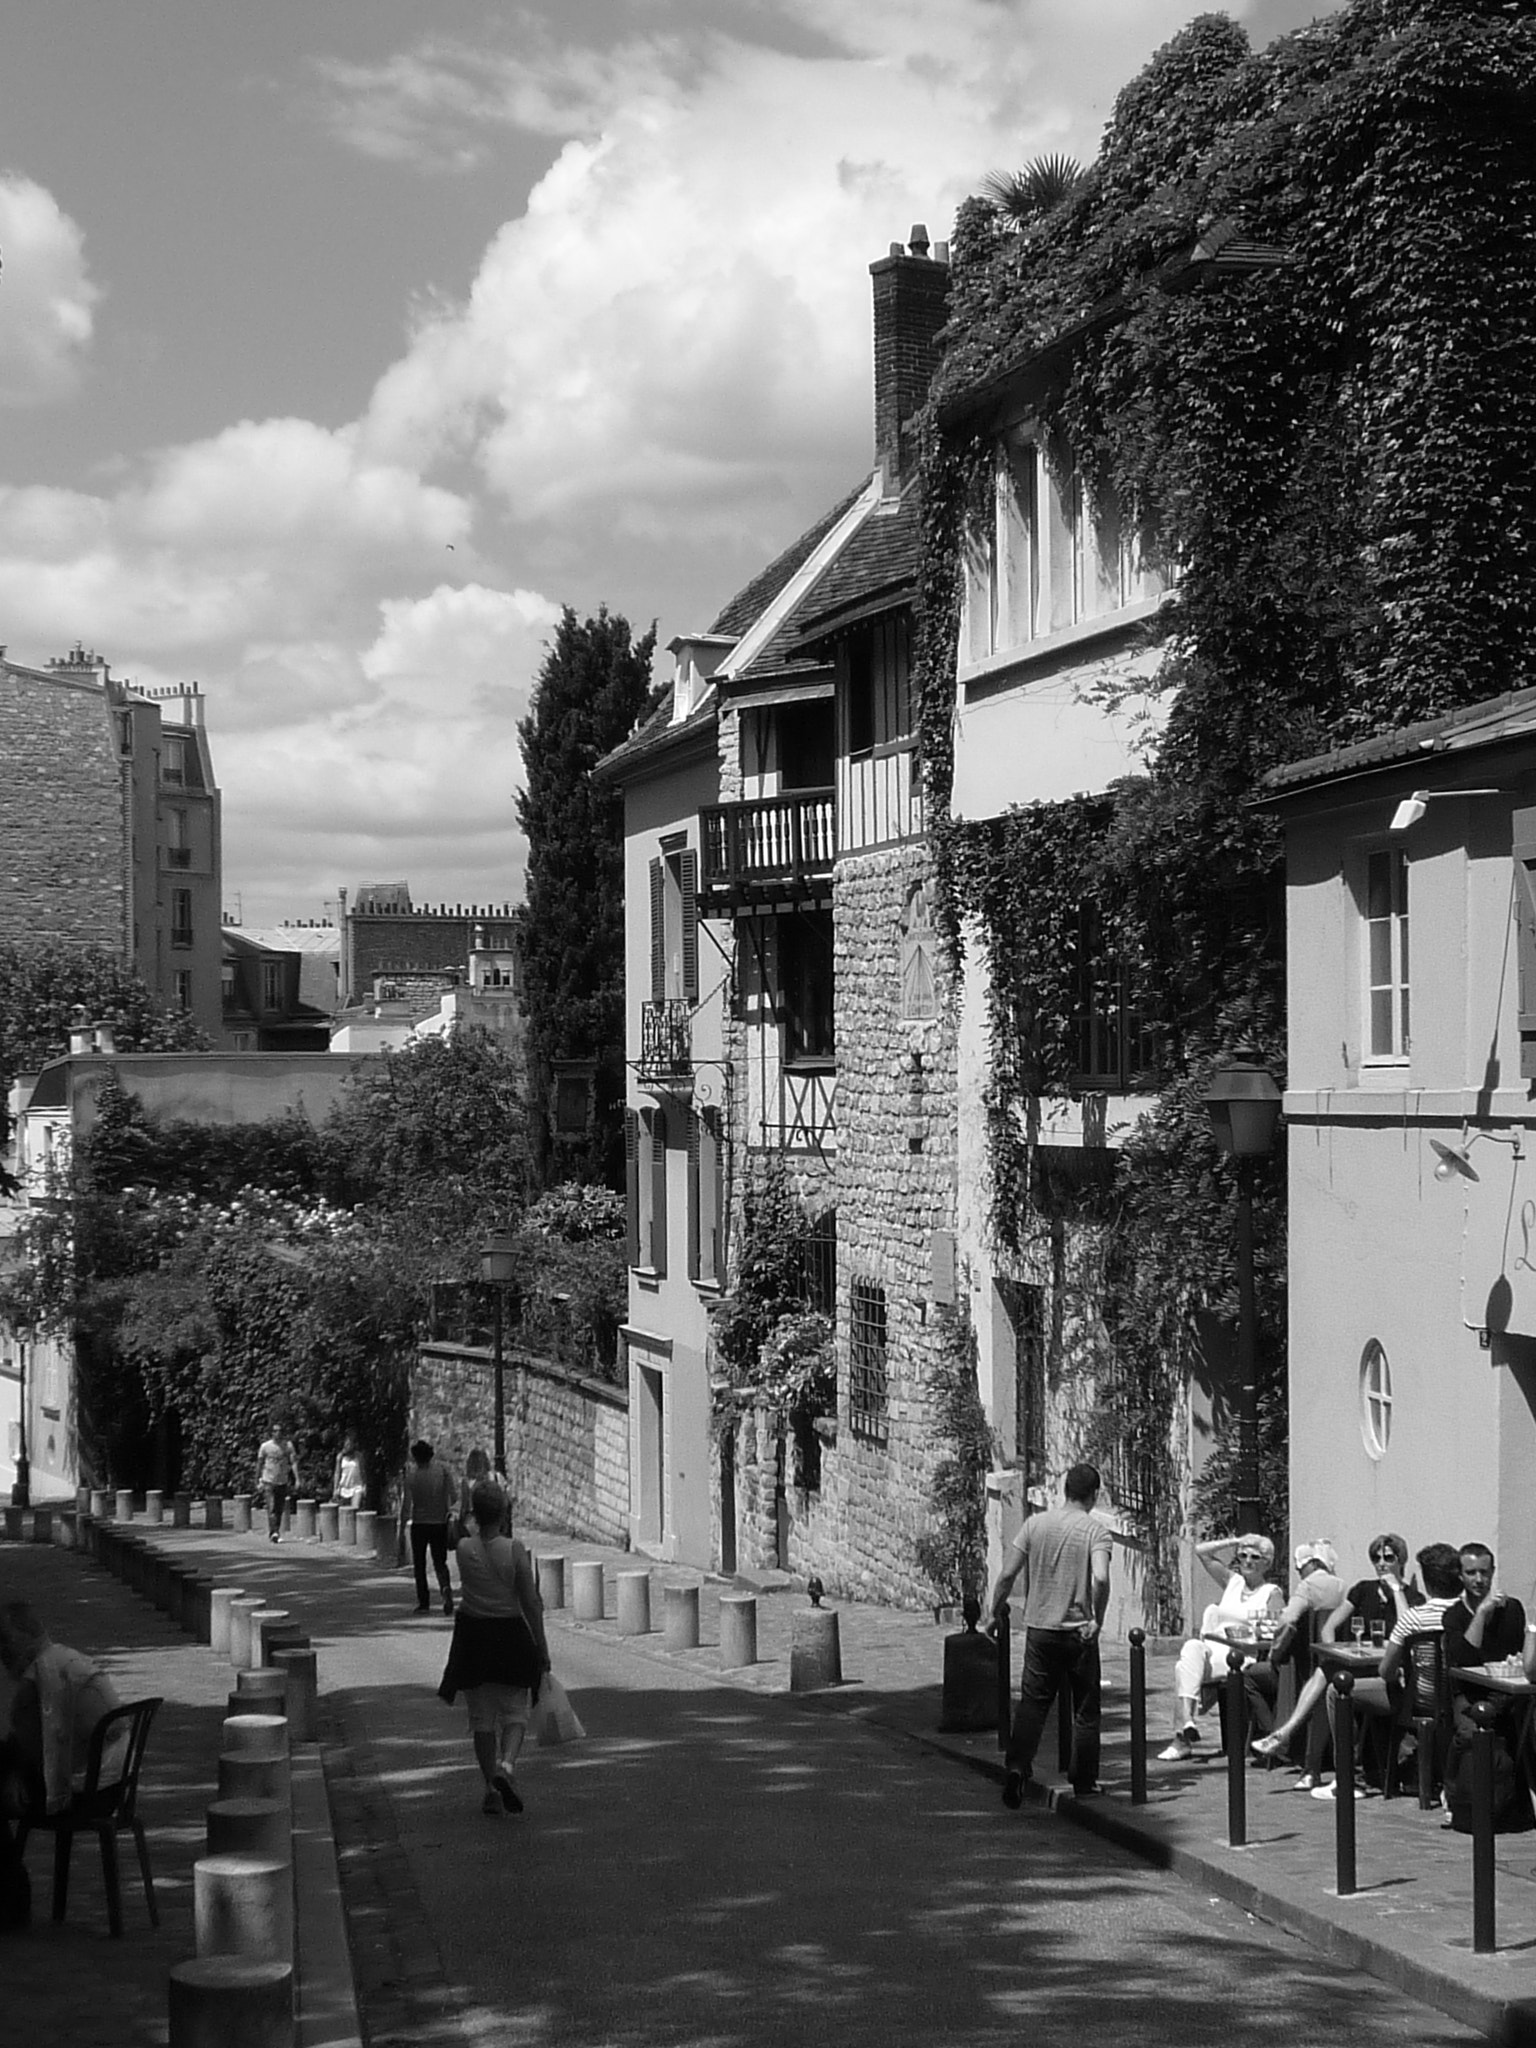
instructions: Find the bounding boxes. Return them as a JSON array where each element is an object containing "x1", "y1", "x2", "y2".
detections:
[
  {"x1": 480, "y1": 1231, "x2": 519, "y2": 1286},
  {"x1": 1204, "y1": 1056, "x2": 1282, "y2": 1158}
]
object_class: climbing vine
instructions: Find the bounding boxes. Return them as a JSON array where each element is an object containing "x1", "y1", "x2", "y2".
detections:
[{"x1": 915, "y1": 0, "x2": 1536, "y2": 1617}]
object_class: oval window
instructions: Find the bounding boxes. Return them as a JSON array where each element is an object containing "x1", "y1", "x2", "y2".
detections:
[{"x1": 1359, "y1": 1339, "x2": 1392, "y2": 1460}]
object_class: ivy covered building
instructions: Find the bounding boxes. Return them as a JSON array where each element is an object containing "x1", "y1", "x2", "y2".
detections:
[{"x1": 918, "y1": 0, "x2": 1536, "y2": 1628}]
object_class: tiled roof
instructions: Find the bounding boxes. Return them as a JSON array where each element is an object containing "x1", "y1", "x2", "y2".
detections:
[
  {"x1": 593, "y1": 682, "x2": 717, "y2": 781},
  {"x1": 1261, "y1": 686, "x2": 1536, "y2": 798},
  {"x1": 708, "y1": 480, "x2": 872, "y2": 638},
  {"x1": 787, "y1": 486, "x2": 922, "y2": 647}
]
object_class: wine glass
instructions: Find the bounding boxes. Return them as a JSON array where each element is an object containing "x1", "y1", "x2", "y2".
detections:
[{"x1": 1350, "y1": 1614, "x2": 1366, "y2": 1644}]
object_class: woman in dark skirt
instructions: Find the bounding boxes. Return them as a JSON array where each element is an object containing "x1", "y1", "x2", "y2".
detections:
[{"x1": 438, "y1": 1480, "x2": 550, "y2": 1816}]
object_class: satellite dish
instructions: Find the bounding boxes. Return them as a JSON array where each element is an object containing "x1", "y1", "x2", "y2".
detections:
[{"x1": 1432, "y1": 1138, "x2": 1479, "y2": 1184}]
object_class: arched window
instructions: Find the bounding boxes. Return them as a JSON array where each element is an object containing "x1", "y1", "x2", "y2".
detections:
[
  {"x1": 1359, "y1": 1339, "x2": 1392, "y2": 1459},
  {"x1": 900, "y1": 882, "x2": 937, "y2": 1022}
]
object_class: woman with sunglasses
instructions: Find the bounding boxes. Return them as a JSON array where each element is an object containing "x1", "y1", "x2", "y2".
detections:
[{"x1": 1158, "y1": 1534, "x2": 1284, "y2": 1760}]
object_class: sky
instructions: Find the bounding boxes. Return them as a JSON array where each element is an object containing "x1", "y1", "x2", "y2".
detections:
[{"x1": 0, "y1": 0, "x2": 1336, "y2": 926}]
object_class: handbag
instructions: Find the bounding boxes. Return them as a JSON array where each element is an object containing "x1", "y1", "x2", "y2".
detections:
[{"x1": 530, "y1": 1672, "x2": 587, "y2": 1747}]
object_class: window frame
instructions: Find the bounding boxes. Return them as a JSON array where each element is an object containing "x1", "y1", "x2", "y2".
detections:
[
  {"x1": 1362, "y1": 845, "x2": 1411, "y2": 1066},
  {"x1": 169, "y1": 886, "x2": 194, "y2": 950},
  {"x1": 848, "y1": 1278, "x2": 889, "y2": 1446},
  {"x1": 1359, "y1": 1338, "x2": 1392, "y2": 1460}
]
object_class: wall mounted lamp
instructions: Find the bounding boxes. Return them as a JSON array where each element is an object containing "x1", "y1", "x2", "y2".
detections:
[
  {"x1": 1431, "y1": 1129, "x2": 1525, "y2": 1184},
  {"x1": 1389, "y1": 788, "x2": 1504, "y2": 832}
]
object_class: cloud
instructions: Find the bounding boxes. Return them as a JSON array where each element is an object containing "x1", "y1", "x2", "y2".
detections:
[{"x1": 0, "y1": 176, "x2": 100, "y2": 405}]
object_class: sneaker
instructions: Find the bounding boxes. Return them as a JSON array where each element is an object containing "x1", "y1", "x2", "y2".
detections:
[
  {"x1": 1294, "y1": 1773, "x2": 1321, "y2": 1792},
  {"x1": 481, "y1": 1789, "x2": 502, "y2": 1818},
  {"x1": 1250, "y1": 1733, "x2": 1286, "y2": 1759},
  {"x1": 493, "y1": 1771, "x2": 523, "y2": 1815},
  {"x1": 1157, "y1": 1735, "x2": 1195, "y2": 1761},
  {"x1": 268, "y1": 1532, "x2": 279, "y2": 1545},
  {"x1": 1310, "y1": 1780, "x2": 1366, "y2": 1801}
]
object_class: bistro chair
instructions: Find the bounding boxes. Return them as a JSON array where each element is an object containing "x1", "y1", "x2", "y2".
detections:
[
  {"x1": 15, "y1": 1696, "x2": 162, "y2": 1936},
  {"x1": 1380, "y1": 1635, "x2": 1449, "y2": 1806}
]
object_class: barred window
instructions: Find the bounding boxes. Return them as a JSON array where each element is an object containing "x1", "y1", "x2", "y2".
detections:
[{"x1": 848, "y1": 1279, "x2": 888, "y2": 1445}]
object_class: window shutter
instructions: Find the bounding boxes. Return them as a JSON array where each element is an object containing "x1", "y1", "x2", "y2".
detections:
[
  {"x1": 624, "y1": 1109, "x2": 640, "y2": 1267},
  {"x1": 681, "y1": 849, "x2": 699, "y2": 1002},
  {"x1": 710, "y1": 1113, "x2": 726, "y2": 1285},
  {"x1": 649, "y1": 859, "x2": 665, "y2": 1005},
  {"x1": 650, "y1": 1108, "x2": 668, "y2": 1276},
  {"x1": 686, "y1": 1109, "x2": 701, "y2": 1281},
  {"x1": 1515, "y1": 808, "x2": 1536, "y2": 1079}
]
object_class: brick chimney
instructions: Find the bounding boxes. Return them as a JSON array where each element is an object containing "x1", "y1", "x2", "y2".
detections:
[{"x1": 870, "y1": 224, "x2": 950, "y2": 499}]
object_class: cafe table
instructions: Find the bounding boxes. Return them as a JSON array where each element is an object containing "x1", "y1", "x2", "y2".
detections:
[{"x1": 1452, "y1": 1661, "x2": 1536, "y2": 1763}]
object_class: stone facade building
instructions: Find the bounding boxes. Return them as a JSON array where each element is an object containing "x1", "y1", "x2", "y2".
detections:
[{"x1": 0, "y1": 647, "x2": 223, "y2": 1039}]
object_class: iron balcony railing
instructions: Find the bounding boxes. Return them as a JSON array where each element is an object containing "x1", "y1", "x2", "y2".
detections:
[
  {"x1": 638, "y1": 998, "x2": 693, "y2": 1083},
  {"x1": 700, "y1": 790, "x2": 836, "y2": 901}
]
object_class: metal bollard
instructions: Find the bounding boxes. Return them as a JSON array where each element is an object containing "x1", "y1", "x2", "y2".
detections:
[
  {"x1": 1129, "y1": 1629, "x2": 1147, "y2": 1805},
  {"x1": 995, "y1": 1604, "x2": 1011, "y2": 1751},
  {"x1": 1226, "y1": 1651, "x2": 1247, "y2": 1847},
  {"x1": 1332, "y1": 1670, "x2": 1356, "y2": 1896},
  {"x1": 1471, "y1": 1699, "x2": 1499, "y2": 1953},
  {"x1": 1057, "y1": 1677, "x2": 1073, "y2": 1773}
]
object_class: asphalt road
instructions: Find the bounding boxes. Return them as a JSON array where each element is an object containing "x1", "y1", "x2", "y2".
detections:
[{"x1": 317, "y1": 1596, "x2": 1482, "y2": 2048}]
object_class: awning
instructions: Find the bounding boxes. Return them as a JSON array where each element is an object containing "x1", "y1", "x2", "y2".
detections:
[{"x1": 722, "y1": 677, "x2": 833, "y2": 714}]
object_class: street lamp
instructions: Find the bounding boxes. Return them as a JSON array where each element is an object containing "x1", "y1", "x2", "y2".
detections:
[
  {"x1": 1203, "y1": 1053, "x2": 1283, "y2": 1534},
  {"x1": 479, "y1": 1231, "x2": 519, "y2": 1478},
  {"x1": 11, "y1": 1341, "x2": 29, "y2": 1509}
]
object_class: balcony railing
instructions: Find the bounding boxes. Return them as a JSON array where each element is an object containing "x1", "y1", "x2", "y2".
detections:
[
  {"x1": 638, "y1": 998, "x2": 693, "y2": 1085},
  {"x1": 755, "y1": 1063, "x2": 835, "y2": 1154},
  {"x1": 700, "y1": 790, "x2": 835, "y2": 903}
]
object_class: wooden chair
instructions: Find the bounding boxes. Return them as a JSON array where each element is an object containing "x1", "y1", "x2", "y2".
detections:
[
  {"x1": 15, "y1": 1696, "x2": 162, "y2": 1936},
  {"x1": 1380, "y1": 1635, "x2": 1448, "y2": 1805}
]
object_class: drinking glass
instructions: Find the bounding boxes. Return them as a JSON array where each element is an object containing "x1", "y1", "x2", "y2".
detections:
[
  {"x1": 1369, "y1": 1618, "x2": 1386, "y2": 1647},
  {"x1": 1351, "y1": 1615, "x2": 1366, "y2": 1644}
]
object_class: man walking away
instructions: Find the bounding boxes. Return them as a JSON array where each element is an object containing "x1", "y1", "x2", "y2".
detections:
[
  {"x1": 407, "y1": 1440, "x2": 455, "y2": 1616},
  {"x1": 988, "y1": 1462, "x2": 1111, "y2": 1808},
  {"x1": 255, "y1": 1421, "x2": 298, "y2": 1544}
]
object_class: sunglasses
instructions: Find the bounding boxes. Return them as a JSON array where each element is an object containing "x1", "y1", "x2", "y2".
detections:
[{"x1": 1235, "y1": 1551, "x2": 1266, "y2": 1563}]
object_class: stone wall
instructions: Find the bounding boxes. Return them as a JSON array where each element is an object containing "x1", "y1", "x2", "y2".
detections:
[
  {"x1": 412, "y1": 1342, "x2": 629, "y2": 1545},
  {"x1": 0, "y1": 662, "x2": 126, "y2": 955}
]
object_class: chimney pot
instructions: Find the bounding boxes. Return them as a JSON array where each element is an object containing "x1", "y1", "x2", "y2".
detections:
[
  {"x1": 909, "y1": 223, "x2": 930, "y2": 256},
  {"x1": 934, "y1": 241, "x2": 950, "y2": 266},
  {"x1": 94, "y1": 1022, "x2": 117, "y2": 1056}
]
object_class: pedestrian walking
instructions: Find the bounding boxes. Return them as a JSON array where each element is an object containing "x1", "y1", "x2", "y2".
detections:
[
  {"x1": 255, "y1": 1419, "x2": 298, "y2": 1543},
  {"x1": 406, "y1": 1439, "x2": 455, "y2": 1616},
  {"x1": 987, "y1": 1460, "x2": 1112, "y2": 1807},
  {"x1": 331, "y1": 1431, "x2": 366, "y2": 1508},
  {"x1": 437, "y1": 1480, "x2": 550, "y2": 1817}
]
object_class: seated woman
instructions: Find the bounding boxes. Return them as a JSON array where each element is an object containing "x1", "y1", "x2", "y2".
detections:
[
  {"x1": 1157, "y1": 1535, "x2": 1285, "y2": 1761},
  {"x1": 1241, "y1": 1539, "x2": 1345, "y2": 1738},
  {"x1": 1251, "y1": 1531, "x2": 1419, "y2": 1785}
]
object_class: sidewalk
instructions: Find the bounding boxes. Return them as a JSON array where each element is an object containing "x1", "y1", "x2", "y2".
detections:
[{"x1": 21, "y1": 1510, "x2": 1536, "y2": 2045}]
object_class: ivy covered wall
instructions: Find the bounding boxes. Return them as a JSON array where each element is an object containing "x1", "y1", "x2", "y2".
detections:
[{"x1": 919, "y1": 0, "x2": 1536, "y2": 1622}]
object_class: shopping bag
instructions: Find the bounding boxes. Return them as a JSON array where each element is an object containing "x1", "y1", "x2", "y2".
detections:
[{"x1": 530, "y1": 1672, "x2": 587, "y2": 1747}]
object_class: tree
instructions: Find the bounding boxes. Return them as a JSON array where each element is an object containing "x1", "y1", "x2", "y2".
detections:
[
  {"x1": 516, "y1": 607, "x2": 658, "y2": 1188},
  {"x1": 981, "y1": 154, "x2": 1087, "y2": 227}
]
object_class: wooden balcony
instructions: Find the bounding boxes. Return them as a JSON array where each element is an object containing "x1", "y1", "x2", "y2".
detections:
[
  {"x1": 637, "y1": 998, "x2": 693, "y2": 1088},
  {"x1": 700, "y1": 790, "x2": 836, "y2": 907}
]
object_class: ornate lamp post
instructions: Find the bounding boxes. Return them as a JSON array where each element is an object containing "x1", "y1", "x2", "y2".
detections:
[
  {"x1": 11, "y1": 1341, "x2": 30, "y2": 1508},
  {"x1": 479, "y1": 1231, "x2": 519, "y2": 1478},
  {"x1": 1203, "y1": 1053, "x2": 1283, "y2": 1533}
]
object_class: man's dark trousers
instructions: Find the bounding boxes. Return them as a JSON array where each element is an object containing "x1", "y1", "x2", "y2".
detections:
[
  {"x1": 1007, "y1": 1626, "x2": 1100, "y2": 1791},
  {"x1": 411, "y1": 1522, "x2": 451, "y2": 1607}
]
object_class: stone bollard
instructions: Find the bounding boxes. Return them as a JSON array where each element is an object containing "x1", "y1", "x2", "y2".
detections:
[
  {"x1": 145, "y1": 1489, "x2": 164, "y2": 1525},
  {"x1": 194, "y1": 1853, "x2": 294, "y2": 1964},
  {"x1": 617, "y1": 1570, "x2": 652, "y2": 1636},
  {"x1": 273, "y1": 1647, "x2": 319, "y2": 1743},
  {"x1": 372, "y1": 1511, "x2": 398, "y2": 1567},
  {"x1": 790, "y1": 1607, "x2": 842, "y2": 1691},
  {"x1": 318, "y1": 1501, "x2": 338, "y2": 1544},
  {"x1": 252, "y1": 1611, "x2": 292, "y2": 1666},
  {"x1": 168, "y1": 1956, "x2": 295, "y2": 2048},
  {"x1": 206, "y1": 1797, "x2": 290, "y2": 1866},
  {"x1": 3, "y1": 1506, "x2": 23, "y2": 1543},
  {"x1": 229, "y1": 1598, "x2": 265, "y2": 1672},
  {"x1": 218, "y1": 1750, "x2": 292, "y2": 1812},
  {"x1": 719, "y1": 1593, "x2": 758, "y2": 1669},
  {"x1": 222, "y1": 1713, "x2": 288, "y2": 1761},
  {"x1": 191, "y1": 1501, "x2": 207, "y2": 1530},
  {"x1": 572, "y1": 1559, "x2": 605, "y2": 1621},
  {"x1": 204, "y1": 1495, "x2": 224, "y2": 1533},
  {"x1": 150, "y1": 1552, "x2": 178, "y2": 1614},
  {"x1": 538, "y1": 1554, "x2": 566, "y2": 1610},
  {"x1": 236, "y1": 1668, "x2": 289, "y2": 1710},
  {"x1": 76, "y1": 1485, "x2": 92, "y2": 1516},
  {"x1": 294, "y1": 1498, "x2": 317, "y2": 1541},
  {"x1": 356, "y1": 1510, "x2": 376, "y2": 1555},
  {"x1": 52, "y1": 1508, "x2": 76, "y2": 1550},
  {"x1": 173, "y1": 1491, "x2": 193, "y2": 1529},
  {"x1": 90, "y1": 1487, "x2": 109, "y2": 1519},
  {"x1": 210, "y1": 1588, "x2": 246, "y2": 1657},
  {"x1": 187, "y1": 1576, "x2": 215, "y2": 1643},
  {"x1": 116, "y1": 1488, "x2": 135, "y2": 1523},
  {"x1": 663, "y1": 1584, "x2": 700, "y2": 1652},
  {"x1": 232, "y1": 1494, "x2": 253, "y2": 1535},
  {"x1": 338, "y1": 1505, "x2": 357, "y2": 1546},
  {"x1": 31, "y1": 1506, "x2": 52, "y2": 1546}
]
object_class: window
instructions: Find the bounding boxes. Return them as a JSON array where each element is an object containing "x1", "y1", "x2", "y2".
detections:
[
  {"x1": 1360, "y1": 1338, "x2": 1392, "y2": 1458},
  {"x1": 173, "y1": 970, "x2": 192, "y2": 1013},
  {"x1": 625, "y1": 1108, "x2": 668, "y2": 1272},
  {"x1": 1365, "y1": 848, "x2": 1410, "y2": 1061},
  {"x1": 260, "y1": 961, "x2": 283, "y2": 1012},
  {"x1": 166, "y1": 807, "x2": 191, "y2": 869},
  {"x1": 780, "y1": 909, "x2": 834, "y2": 1064},
  {"x1": 1073, "y1": 902, "x2": 1151, "y2": 1089},
  {"x1": 687, "y1": 1108, "x2": 724, "y2": 1286},
  {"x1": 170, "y1": 888, "x2": 193, "y2": 949},
  {"x1": 900, "y1": 882, "x2": 938, "y2": 1022},
  {"x1": 162, "y1": 734, "x2": 187, "y2": 786},
  {"x1": 848, "y1": 1279, "x2": 888, "y2": 1444},
  {"x1": 649, "y1": 845, "x2": 699, "y2": 1005},
  {"x1": 801, "y1": 1208, "x2": 837, "y2": 1319},
  {"x1": 221, "y1": 963, "x2": 236, "y2": 1006},
  {"x1": 777, "y1": 700, "x2": 835, "y2": 791}
]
